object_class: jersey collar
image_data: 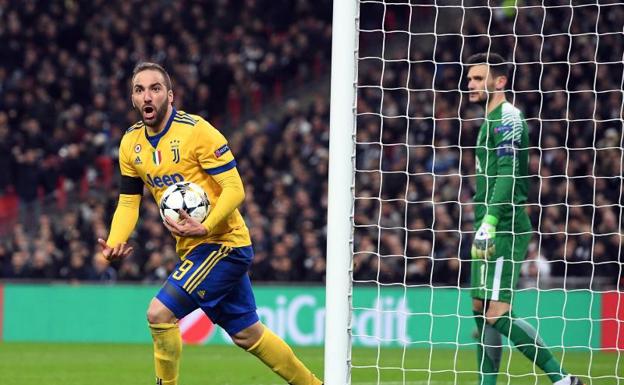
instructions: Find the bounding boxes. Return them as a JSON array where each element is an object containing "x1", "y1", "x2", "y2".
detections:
[
  {"x1": 486, "y1": 100, "x2": 505, "y2": 119},
  {"x1": 145, "y1": 107, "x2": 176, "y2": 148}
]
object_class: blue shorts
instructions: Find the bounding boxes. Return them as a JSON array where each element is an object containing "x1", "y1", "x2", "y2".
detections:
[{"x1": 156, "y1": 243, "x2": 259, "y2": 335}]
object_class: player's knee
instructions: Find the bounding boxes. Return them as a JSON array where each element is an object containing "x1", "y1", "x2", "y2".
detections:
[
  {"x1": 231, "y1": 333, "x2": 252, "y2": 349},
  {"x1": 231, "y1": 322, "x2": 264, "y2": 350},
  {"x1": 147, "y1": 298, "x2": 176, "y2": 324},
  {"x1": 484, "y1": 313, "x2": 500, "y2": 325},
  {"x1": 484, "y1": 307, "x2": 508, "y2": 325},
  {"x1": 472, "y1": 299, "x2": 485, "y2": 313}
]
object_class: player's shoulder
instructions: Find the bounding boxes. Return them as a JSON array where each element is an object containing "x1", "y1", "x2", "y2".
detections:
[
  {"x1": 125, "y1": 120, "x2": 145, "y2": 134},
  {"x1": 121, "y1": 121, "x2": 145, "y2": 145},
  {"x1": 173, "y1": 110, "x2": 200, "y2": 127},
  {"x1": 179, "y1": 111, "x2": 224, "y2": 138},
  {"x1": 501, "y1": 102, "x2": 524, "y2": 122},
  {"x1": 118, "y1": 121, "x2": 145, "y2": 158},
  {"x1": 175, "y1": 110, "x2": 219, "y2": 131}
]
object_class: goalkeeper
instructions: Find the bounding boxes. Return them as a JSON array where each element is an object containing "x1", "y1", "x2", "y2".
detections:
[{"x1": 466, "y1": 53, "x2": 583, "y2": 385}]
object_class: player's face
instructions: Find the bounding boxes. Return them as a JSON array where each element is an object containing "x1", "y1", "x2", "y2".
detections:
[
  {"x1": 131, "y1": 69, "x2": 173, "y2": 128},
  {"x1": 466, "y1": 64, "x2": 497, "y2": 104}
]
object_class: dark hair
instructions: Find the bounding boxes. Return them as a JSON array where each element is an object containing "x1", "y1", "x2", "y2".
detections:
[
  {"x1": 132, "y1": 62, "x2": 173, "y2": 90},
  {"x1": 466, "y1": 53, "x2": 510, "y2": 78}
]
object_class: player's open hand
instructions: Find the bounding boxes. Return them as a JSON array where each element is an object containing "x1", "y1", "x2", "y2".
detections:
[
  {"x1": 97, "y1": 239, "x2": 134, "y2": 261},
  {"x1": 163, "y1": 209, "x2": 208, "y2": 238}
]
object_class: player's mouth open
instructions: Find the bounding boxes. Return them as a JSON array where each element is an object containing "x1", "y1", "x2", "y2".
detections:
[{"x1": 143, "y1": 106, "x2": 155, "y2": 119}]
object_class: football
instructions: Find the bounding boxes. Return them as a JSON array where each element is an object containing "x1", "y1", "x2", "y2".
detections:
[{"x1": 159, "y1": 182, "x2": 210, "y2": 223}]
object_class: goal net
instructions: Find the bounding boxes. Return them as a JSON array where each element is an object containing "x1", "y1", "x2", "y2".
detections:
[{"x1": 326, "y1": 1, "x2": 624, "y2": 384}]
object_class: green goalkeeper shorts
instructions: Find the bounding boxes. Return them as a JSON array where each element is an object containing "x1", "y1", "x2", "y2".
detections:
[{"x1": 470, "y1": 232, "x2": 531, "y2": 303}]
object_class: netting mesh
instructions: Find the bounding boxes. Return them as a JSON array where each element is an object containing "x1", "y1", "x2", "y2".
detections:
[{"x1": 349, "y1": 1, "x2": 623, "y2": 384}]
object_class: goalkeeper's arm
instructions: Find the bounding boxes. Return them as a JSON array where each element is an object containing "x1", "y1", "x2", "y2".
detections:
[
  {"x1": 472, "y1": 127, "x2": 518, "y2": 259},
  {"x1": 486, "y1": 135, "x2": 517, "y2": 221}
]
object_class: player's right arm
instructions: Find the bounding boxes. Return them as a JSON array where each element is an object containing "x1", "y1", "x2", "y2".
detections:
[{"x1": 98, "y1": 136, "x2": 143, "y2": 261}]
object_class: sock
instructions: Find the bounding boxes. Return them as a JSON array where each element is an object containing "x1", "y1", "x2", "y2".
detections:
[
  {"x1": 553, "y1": 376, "x2": 572, "y2": 385},
  {"x1": 492, "y1": 312, "x2": 567, "y2": 383},
  {"x1": 474, "y1": 311, "x2": 502, "y2": 385},
  {"x1": 149, "y1": 322, "x2": 182, "y2": 385},
  {"x1": 247, "y1": 326, "x2": 322, "y2": 385}
]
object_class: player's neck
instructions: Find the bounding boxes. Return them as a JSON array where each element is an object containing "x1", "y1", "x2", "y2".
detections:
[
  {"x1": 146, "y1": 106, "x2": 174, "y2": 136},
  {"x1": 486, "y1": 94, "x2": 506, "y2": 115}
]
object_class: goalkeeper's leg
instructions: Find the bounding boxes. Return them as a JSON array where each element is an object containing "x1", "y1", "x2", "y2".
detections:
[
  {"x1": 486, "y1": 300, "x2": 570, "y2": 384},
  {"x1": 232, "y1": 321, "x2": 322, "y2": 385},
  {"x1": 473, "y1": 299, "x2": 502, "y2": 385}
]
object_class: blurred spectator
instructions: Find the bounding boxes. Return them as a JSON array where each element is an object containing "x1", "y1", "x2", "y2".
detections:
[
  {"x1": 89, "y1": 252, "x2": 117, "y2": 283},
  {"x1": 520, "y1": 242, "x2": 552, "y2": 288},
  {"x1": 5, "y1": 251, "x2": 31, "y2": 279}
]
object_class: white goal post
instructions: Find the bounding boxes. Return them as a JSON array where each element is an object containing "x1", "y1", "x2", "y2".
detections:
[{"x1": 325, "y1": 0, "x2": 358, "y2": 384}]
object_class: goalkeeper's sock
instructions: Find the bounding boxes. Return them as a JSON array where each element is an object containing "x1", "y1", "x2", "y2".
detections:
[
  {"x1": 492, "y1": 312, "x2": 567, "y2": 383},
  {"x1": 553, "y1": 376, "x2": 573, "y2": 385},
  {"x1": 149, "y1": 322, "x2": 182, "y2": 385},
  {"x1": 247, "y1": 325, "x2": 322, "y2": 385},
  {"x1": 474, "y1": 311, "x2": 502, "y2": 385}
]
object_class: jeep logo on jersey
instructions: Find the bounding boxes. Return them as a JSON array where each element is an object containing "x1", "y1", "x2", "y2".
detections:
[{"x1": 146, "y1": 173, "x2": 184, "y2": 188}]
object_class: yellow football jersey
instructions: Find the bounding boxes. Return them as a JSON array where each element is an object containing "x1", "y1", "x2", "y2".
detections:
[{"x1": 119, "y1": 108, "x2": 251, "y2": 258}]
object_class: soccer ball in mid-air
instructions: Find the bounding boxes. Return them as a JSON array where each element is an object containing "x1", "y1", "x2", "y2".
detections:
[{"x1": 159, "y1": 182, "x2": 210, "y2": 223}]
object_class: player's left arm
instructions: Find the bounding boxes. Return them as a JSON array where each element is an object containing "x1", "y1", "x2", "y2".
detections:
[
  {"x1": 164, "y1": 121, "x2": 244, "y2": 237},
  {"x1": 163, "y1": 167, "x2": 244, "y2": 237},
  {"x1": 472, "y1": 116, "x2": 524, "y2": 258},
  {"x1": 487, "y1": 117, "x2": 525, "y2": 220}
]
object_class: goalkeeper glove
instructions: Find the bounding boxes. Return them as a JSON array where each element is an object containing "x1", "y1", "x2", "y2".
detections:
[{"x1": 471, "y1": 215, "x2": 498, "y2": 259}]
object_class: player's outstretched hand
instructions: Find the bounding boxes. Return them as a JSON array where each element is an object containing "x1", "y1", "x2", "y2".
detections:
[
  {"x1": 163, "y1": 210, "x2": 208, "y2": 238},
  {"x1": 97, "y1": 239, "x2": 134, "y2": 261}
]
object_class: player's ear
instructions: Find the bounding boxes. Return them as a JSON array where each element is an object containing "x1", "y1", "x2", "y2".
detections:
[{"x1": 495, "y1": 75, "x2": 508, "y2": 91}]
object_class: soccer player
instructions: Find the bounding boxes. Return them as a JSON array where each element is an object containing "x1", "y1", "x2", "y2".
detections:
[
  {"x1": 98, "y1": 62, "x2": 322, "y2": 385},
  {"x1": 466, "y1": 53, "x2": 583, "y2": 385}
]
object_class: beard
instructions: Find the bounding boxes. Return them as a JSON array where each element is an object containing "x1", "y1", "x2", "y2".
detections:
[
  {"x1": 137, "y1": 98, "x2": 169, "y2": 128},
  {"x1": 469, "y1": 91, "x2": 489, "y2": 106}
]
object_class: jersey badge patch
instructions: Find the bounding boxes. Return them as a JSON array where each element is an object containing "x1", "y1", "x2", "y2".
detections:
[
  {"x1": 214, "y1": 144, "x2": 230, "y2": 158},
  {"x1": 170, "y1": 140, "x2": 180, "y2": 163},
  {"x1": 497, "y1": 140, "x2": 517, "y2": 157},
  {"x1": 494, "y1": 124, "x2": 513, "y2": 134},
  {"x1": 152, "y1": 150, "x2": 162, "y2": 166}
]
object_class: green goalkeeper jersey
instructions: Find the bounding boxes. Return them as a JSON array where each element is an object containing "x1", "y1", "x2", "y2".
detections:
[{"x1": 473, "y1": 101, "x2": 532, "y2": 232}]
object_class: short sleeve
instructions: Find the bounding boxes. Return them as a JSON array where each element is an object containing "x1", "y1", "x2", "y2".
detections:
[
  {"x1": 119, "y1": 136, "x2": 139, "y2": 178},
  {"x1": 195, "y1": 121, "x2": 236, "y2": 175}
]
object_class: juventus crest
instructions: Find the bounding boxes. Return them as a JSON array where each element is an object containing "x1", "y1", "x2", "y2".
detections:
[{"x1": 170, "y1": 140, "x2": 180, "y2": 163}]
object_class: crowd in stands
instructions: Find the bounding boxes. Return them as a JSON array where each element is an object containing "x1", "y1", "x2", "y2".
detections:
[{"x1": 1, "y1": 2, "x2": 623, "y2": 288}]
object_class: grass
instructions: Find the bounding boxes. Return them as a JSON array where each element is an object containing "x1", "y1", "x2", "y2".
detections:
[{"x1": 0, "y1": 342, "x2": 621, "y2": 385}]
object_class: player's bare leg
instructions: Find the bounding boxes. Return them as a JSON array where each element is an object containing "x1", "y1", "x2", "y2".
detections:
[
  {"x1": 233, "y1": 321, "x2": 322, "y2": 385},
  {"x1": 147, "y1": 298, "x2": 181, "y2": 385}
]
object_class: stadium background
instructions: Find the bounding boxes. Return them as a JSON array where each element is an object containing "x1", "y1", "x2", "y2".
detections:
[{"x1": 0, "y1": 1, "x2": 623, "y2": 384}]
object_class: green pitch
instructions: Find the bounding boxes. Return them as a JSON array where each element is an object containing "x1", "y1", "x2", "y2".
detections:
[{"x1": 0, "y1": 342, "x2": 620, "y2": 385}]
